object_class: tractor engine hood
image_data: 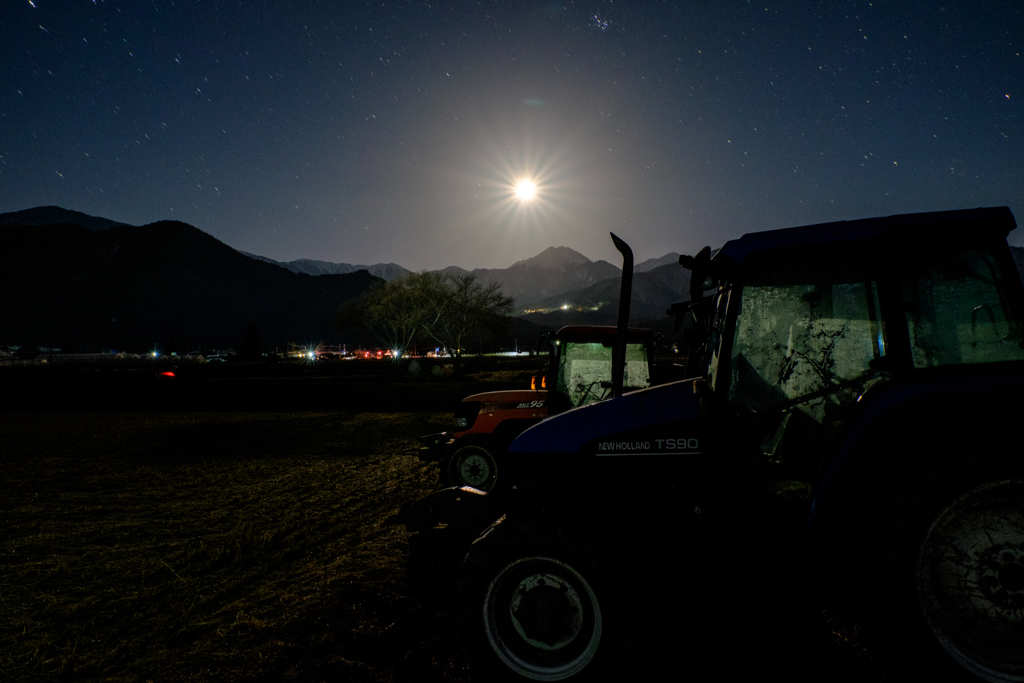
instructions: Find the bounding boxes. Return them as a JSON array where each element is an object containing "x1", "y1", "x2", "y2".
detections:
[{"x1": 509, "y1": 378, "x2": 701, "y2": 455}]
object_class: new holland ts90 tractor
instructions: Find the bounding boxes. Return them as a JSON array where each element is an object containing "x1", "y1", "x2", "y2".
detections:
[{"x1": 400, "y1": 207, "x2": 1024, "y2": 682}]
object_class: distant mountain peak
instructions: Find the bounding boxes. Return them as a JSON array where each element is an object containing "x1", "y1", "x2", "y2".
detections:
[
  {"x1": 438, "y1": 265, "x2": 471, "y2": 276},
  {"x1": 510, "y1": 246, "x2": 592, "y2": 270}
]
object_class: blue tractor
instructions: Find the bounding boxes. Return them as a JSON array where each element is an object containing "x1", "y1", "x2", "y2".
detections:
[{"x1": 399, "y1": 206, "x2": 1024, "y2": 682}]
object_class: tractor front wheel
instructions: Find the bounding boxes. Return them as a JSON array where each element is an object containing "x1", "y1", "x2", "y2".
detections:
[
  {"x1": 446, "y1": 438, "x2": 501, "y2": 491},
  {"x1": 458, "y1": 518, "x2": 625, "y2": 682}
]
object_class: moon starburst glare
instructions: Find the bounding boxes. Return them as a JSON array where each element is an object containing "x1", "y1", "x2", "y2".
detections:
[{"x1": 514, "y1": 179, "x2": 537, "y2": 201}]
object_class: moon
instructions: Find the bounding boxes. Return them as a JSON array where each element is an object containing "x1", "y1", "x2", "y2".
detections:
[{"x1": 514, "y1": 179, "x2": 537, "y2": 201}]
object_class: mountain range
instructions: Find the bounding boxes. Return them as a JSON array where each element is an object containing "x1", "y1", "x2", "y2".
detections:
[
  {"x1": 241, "y1": 243, "x2": 683, "y2": 316},
  {"x1": 242, "y1": 247, "x2": 678, "y2": 283},
  {"x1": 0, "y1": 207, "x2": 690, "y2": 352},
  {"x1": 241, "y1": 237, "x2": 688, "y2": 326},
  {"x1": 11, "y1": 206, "x2": 1016, "y2": 354}
]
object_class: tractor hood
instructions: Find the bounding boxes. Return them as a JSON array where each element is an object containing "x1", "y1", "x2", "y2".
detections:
[
  {"x1": 458, "y1": 389, "x2": 546, "y2": 406},
  {"x1": 509, "y1": 378, "x2": 701, "y2": 455}
]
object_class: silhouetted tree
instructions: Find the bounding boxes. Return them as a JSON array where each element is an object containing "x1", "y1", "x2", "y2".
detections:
[
  {"x1": 415, "y1": 272, "x2": 514, "y2": 360},
  {"x1": 336, "y1": 272, "x2": 514, "y2": 364},
  {"x1": 336, "y1": 278, "x2": 424, "y2": 357}
]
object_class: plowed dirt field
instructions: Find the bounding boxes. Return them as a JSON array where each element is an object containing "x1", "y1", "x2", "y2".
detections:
[{"x1": 1, "y1": 361, "x2": 892, "y2": 682}]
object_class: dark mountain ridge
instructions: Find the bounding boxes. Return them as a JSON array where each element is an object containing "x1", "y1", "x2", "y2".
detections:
[
  {"x1": 0, "y1": 205, "x2": 130, "y2": 232},
  {"x1": 0, "y1": 220, "x2": 378, "y2": 352},
  {"x1": 241, "y1": 252, "x2": 413, "y2": 281}
]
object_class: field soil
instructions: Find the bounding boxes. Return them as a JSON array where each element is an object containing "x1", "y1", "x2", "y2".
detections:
[{"x1": 1, "y1": 359, "x2": 893, "y2": 682}]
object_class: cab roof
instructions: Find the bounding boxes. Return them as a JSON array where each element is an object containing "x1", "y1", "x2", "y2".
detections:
[{"x1": 715, "y1": 206, "x2": 1016, "y2": 264}]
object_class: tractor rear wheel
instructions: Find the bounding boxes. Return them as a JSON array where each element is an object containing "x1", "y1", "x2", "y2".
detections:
[
  {"x1": 916, "y1": 478, "x2": 1024, "y2": 681},
  {"x1": 845, "y1": 446, "x2": 1024, "y2": 682}
]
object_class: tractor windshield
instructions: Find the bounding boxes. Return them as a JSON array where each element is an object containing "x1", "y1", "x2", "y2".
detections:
[
  {"x1": 723, "y1": 252, "x2": 887, "y2": 472},
  {"x1": 728, "y1": 256, "x2": 885, "y2": 424},
  {"x1": 555, "y1": 341, "x2": 650, "y2": 411}
]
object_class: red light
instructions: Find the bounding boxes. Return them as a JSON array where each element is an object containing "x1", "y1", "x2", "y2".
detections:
[{"x1": 158, "y1": 371, "x2": 175, "y2": 378}]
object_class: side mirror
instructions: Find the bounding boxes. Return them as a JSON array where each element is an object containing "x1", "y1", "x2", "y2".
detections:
[{"x1": 680, "y1": 246, "x2": 713, "y2": 304}]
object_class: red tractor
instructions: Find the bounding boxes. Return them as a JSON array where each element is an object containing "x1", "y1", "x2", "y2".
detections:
[{"x1": 420, "y1": 326, "x2": 657, "y2": 491}]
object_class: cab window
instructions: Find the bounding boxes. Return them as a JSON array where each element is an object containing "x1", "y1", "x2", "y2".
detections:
[
  {"x1": 901, "y1": 246, "x2": 1024, "y2": 367},
  {"x1": 556, "y1": 341, "x2": 650, "y2": 409}
]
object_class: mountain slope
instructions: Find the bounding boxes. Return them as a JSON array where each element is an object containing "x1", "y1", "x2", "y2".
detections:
[
  {"x1": 519, "y1": 261, "x2": 690, "y2": 324},
  {"x1": 635, "y1": 253, "x2": 681, "y2": 272},
  {"x1": 0, "y1": 220, "x2": 378, "y2": 352}
]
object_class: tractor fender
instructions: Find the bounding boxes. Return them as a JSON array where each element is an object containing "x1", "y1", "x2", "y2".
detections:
[
  {"x1": 396, "y1": 486, "x2": 506, "y2": 596},
  {"x1": 807, "y1": 365, "x2": 1024, "y2": 536},
  {"x1": 397, "y1": 486, "x2": 496, "y2": 536}
]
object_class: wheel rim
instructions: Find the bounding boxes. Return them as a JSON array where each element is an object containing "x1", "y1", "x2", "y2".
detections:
[
  {"x1": 483, "y1": 556, "x2": 603, "y2": 681},
  {"x1": 451, "y1": 446, "x2": 497, "y2": 490},
  {"x1": 917, "y1": 479, "x2": 1024, "y2": 682}
]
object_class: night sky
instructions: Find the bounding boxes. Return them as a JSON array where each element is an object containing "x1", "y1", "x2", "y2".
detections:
[{"x1": 2, "y1": 1, "x2": 1022, "y2": 271}]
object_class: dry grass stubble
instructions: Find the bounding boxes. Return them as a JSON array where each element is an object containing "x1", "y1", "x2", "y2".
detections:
[{"x1": 1, "y1": 411, "x2": 470, "y2": 682}]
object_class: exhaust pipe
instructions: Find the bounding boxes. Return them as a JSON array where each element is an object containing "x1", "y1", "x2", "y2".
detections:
[{"x1": 610, "y1": 233, "x2": 633, "y2": 399}]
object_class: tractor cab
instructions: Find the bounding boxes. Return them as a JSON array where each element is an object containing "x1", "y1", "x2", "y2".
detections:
[
  {"x1": 683, "y1": 206, "x2": 1024, "y2": 481},
  {"x1": 541, "y1": 325, "x2": 654, "y2": 414}
]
